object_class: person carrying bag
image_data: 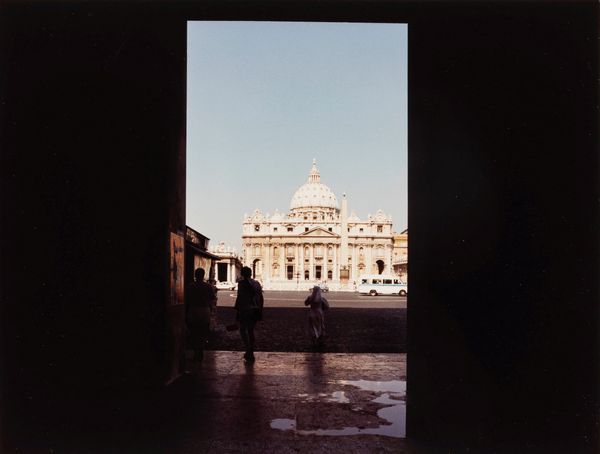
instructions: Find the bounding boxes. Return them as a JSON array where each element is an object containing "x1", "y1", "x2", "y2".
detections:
[{"x1": 234, "y1": 266, "x2": 264, "y2": 362}]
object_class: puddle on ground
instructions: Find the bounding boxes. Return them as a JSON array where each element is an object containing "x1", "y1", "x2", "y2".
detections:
[
  {"x1": 271, "y1": 418, "x2": 296, "y2": 431},
  {"x1": 336, "y1": 379, "x2": 406, "y2": 394},
  {"x1": 272, "y1": 379, "x2": 406, "y2": 438},
  {"x1": 372, "y1": 393, "x2": 405, "y2": 405},
  {"x1": 295, "y1": 390, "x2": 349, "y2": 404}
]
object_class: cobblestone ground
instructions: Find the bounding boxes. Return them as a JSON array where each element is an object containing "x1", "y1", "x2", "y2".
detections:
[{"x1": 207, "y1": 307, "x2": 406, "y2": 353}]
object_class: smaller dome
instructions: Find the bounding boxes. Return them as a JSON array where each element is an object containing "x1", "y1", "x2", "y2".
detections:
[
  {"x1": 347, "y1": 211, "x2": 361, "y2": 222},
  {"x1": 270, "y1": 209, "x2": 284, "y2": 222}
]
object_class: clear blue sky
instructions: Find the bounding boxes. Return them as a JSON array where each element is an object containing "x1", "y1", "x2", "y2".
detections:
[{"x1": 187, "y1": 21, "x2": 407, "y2": 252}]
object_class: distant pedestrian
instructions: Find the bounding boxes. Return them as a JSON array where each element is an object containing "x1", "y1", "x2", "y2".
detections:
[
  {"x1": 305, "y1": 286, "x2": 329, "y2": 349},
  {"x1": 234, "y1": 266, "x2": 264, "y2": 362},
  {"x1": 186, "y1": 268, "x2": 217, "y2": 362}
]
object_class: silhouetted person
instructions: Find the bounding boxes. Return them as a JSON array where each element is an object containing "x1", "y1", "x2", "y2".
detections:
[
  {"x1": 305, "y1": 286, "x2": 329, "y2": 349},
  {"x1": 186, "y1": 268, "x2": 217, "y2": 361},
  {"x1": 234, "y1": 266, "x2": 264, "y2": 362}
]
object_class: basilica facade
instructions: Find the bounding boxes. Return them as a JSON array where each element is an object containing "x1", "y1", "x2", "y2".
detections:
[{"x1": 241, "y1": 160, "x2": 398, "y2": 291}]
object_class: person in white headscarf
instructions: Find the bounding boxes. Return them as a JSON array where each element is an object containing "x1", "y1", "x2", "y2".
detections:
[{"x1": 304, "y1": 286, "x2": 329, "y2": 348}]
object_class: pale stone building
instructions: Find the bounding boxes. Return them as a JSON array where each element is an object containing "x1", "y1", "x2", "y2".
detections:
[
  {"x1": 393, "y1": 229, "x2": 408, "y2": 281},
  {"x1": 208, "y1": 241, "x2": 243, "y2": 284},
  {"x1": 241, "y1": 160, "x2": 396, "y2": 291}
]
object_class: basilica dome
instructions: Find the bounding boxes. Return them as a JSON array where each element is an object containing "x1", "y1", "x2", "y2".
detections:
[{"x1": 290, "y1": 160, "x2": 339, "y2": 211}]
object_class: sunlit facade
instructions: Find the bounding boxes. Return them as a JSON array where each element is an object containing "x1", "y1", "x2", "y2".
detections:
[{"x1": 242, "y1": 160, "x2": 401, "y2": 290}]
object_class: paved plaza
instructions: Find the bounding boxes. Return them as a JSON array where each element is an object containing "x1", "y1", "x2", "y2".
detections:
[
  {"x1": 209, "y1": 291, "x2": 407, "y2": 354},
  {"x1": 217, "y1": 290, "x2": 407, "y2": 309},
  {"x1": 169, "y1": 351, "x2": 407, "y2": 453}
]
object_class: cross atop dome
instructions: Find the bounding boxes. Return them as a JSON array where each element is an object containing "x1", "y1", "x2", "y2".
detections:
[{"x1": 308, "y1": 158, "x2": 321, "y2": 183}]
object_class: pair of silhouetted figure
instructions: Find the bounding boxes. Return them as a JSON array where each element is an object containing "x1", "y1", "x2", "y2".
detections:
[{"x1": 187, "y1": 265, "x2": 265, "y2": 363}]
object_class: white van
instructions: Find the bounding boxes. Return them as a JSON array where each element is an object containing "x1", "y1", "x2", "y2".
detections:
[{"x1": 357, "y1": 274, "x2": 408, "y2": 296}]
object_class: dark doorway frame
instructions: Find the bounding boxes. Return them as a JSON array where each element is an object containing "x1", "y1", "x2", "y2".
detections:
[{"x1": 2, "y1": 2, "x2": 598, "y2": 452}]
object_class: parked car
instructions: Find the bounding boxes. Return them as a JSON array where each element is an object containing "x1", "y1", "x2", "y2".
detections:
[{"x1": 216, "y1": 281, "x2": 236, "y2": 291}]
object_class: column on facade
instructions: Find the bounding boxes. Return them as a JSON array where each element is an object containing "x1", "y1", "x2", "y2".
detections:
[
  {"x1": 367, "y1": 244, "x2": 373, "y2": 274},
  {"x1": 309, "y1": 243, "x2": 315, "y2": 281},
  {"x1": 299, "y1": 244, "x2": 304, "y2": 280},
  {"x1": 265, "y1": 242, "x2": 271, "y2": 285},
  {"x1": 333, "y1": 244, "x2": 338, "y2": 281},
  {"x1": 294, "y1": 243, "x2": 300, "y2": 282},
  {"x1": 323, "y1": 244, "x2": 328, "y2": 281},
  {"x1": 227, "y1": 259, "x2": 231, "y2": 282},
  {"x1": 386, "y1": 244, "x2": 393, "y2": 275},
  {"x1": 352, "y1": 244, "x2": 358, "y2": 281},
  {"x1": 279, "y1": 244, "x2": 285, "y2": 280},
  {"x1": 319, "y1": 244, "x2": 324, "y2": 281}
]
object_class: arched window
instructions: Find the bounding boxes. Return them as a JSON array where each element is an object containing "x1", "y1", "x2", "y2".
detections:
[
  {"x1": 327, "y1": 270, "x2": 333, "y2": 280},
  {"x1": 304, "y1": 270, "x2": 309, "y2": 280},
  {"x1": 254, "y1": 245, "x2": 260, "y2": 256}
]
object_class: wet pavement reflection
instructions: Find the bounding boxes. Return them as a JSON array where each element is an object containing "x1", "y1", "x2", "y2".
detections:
[
  {"x1": 270, "y1": 379, "x2": 406, "y2": 438},
  {"x1": 178, "y1": 351, "x2": 406, "y2": 452}
]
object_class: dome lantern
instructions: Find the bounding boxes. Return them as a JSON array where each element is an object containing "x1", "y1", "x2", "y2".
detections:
[{"x1": 308, "y1": 158, "x2": 320, "y2": 183}]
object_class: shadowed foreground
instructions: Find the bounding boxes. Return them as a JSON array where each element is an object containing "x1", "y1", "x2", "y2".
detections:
[
  {"x1": 209, "y1": 307, "x2": 406, "y2": 353},
  {"x1": 170, "y1": 351, "x2": 408, "y2": 453}
]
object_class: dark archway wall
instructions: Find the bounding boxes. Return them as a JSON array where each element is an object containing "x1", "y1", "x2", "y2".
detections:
[
  {"x1": 0, "y1": 3, "x2": 188, "y2": 450},
  {"x1": 1, "y1": 1, "x2": 598, "y2": 452}
]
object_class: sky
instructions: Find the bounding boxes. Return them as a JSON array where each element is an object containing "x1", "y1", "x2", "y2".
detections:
[{"x1": 187, "y1": 21, "x2": 407, "y2": 252}]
